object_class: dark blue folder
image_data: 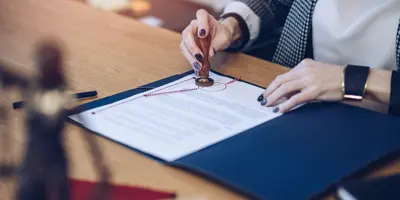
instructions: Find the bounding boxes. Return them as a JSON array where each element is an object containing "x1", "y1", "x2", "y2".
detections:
[{"x1": 70, "y1": 70, "x2": 400, "y2": 200}]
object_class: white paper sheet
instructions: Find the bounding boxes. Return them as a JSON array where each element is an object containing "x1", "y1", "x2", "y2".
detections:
[{"x1": 69, "y1": 72, "x2": 282, "y2": 162}]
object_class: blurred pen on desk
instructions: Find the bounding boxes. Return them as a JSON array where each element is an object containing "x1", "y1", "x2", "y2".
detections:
[{"x1": 12, "y1": 90, "x2": 98, "y2": 109}]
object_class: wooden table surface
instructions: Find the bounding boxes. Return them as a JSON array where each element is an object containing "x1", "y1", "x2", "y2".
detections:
[{"x1": 0, "y1": 0, "x2": 399, "y2": 199}]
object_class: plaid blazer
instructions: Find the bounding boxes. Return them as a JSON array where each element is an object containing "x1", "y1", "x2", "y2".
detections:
[{"x1": 239, "y1": 0, "x2": 400, "y2": 69}]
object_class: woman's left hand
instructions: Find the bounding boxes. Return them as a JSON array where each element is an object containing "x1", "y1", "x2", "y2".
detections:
[{"x1": 259, "y1": 59, "x2": 345, "y2": 113}]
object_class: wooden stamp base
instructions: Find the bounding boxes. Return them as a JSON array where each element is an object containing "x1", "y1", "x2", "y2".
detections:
[{"x1": 195, "y1": 77, "x2": 214, "y2": 87}]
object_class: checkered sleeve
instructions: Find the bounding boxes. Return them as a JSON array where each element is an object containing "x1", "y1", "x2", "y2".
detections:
[
  {"x1": 221, "y1": 0, "x2": 295, "y2": 51},
  {"x1": 240, "y1": 0, "x2": 294, "y2": 27}
]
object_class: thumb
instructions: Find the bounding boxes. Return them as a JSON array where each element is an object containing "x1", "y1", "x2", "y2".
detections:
[{"x1": 208, "y1": 33, "x2": 231, "y2": 57}]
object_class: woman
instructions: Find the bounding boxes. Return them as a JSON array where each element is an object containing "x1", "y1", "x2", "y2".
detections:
[{"x1": 180, "y1": 0, "x2": 400, "y2": 116}]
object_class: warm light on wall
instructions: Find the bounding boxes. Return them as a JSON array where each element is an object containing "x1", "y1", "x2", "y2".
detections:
[
  {"x1": 131, "y1": 0, "x2": 151, "y2": 17},
  {"x1": 87, "y1": 0, "x2": 131, "y2": 11}
]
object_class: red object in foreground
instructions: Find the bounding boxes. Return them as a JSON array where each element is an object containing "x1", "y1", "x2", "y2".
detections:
[{"x1": 70, "y1": 179, "x2": 176, "y2": 200}]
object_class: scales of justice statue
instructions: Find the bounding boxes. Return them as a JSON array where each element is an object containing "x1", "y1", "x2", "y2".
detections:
[{"x1": 0, "y1": 39, "x2": 111, "y2": 200}]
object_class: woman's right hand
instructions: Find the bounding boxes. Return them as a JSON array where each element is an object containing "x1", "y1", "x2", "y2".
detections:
[{"x1": 180, "y1": 9, "x2": 241, "y2": 71}]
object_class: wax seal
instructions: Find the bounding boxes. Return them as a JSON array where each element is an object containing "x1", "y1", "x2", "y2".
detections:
[{"x1": 195, "y1": 77, "x2": 214, "y2": 87}]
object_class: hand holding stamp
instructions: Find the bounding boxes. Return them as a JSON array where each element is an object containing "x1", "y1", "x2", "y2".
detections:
[{"x1": 194, "y1": 31, "x2": 214, "y2": 87}]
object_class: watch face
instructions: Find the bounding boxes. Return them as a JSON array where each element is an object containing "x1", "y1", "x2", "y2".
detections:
[{"x1": 344, "y1": 65, "x2": 370, "y2": 101}]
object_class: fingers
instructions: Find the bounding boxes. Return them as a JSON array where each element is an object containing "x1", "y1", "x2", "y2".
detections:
[
  {"x1": 196, "y1": 9, "x2": 210, "y2": 38},
  {"x1": 181, "y1": 9, "x2": 220, "y2": 64},
  {"x1": 180, "y1": 41, "x2": 202, "y2": 71},
  {"x1": 182, "y1": 20, "x2": 204, "y2": 63},
  {"x1": 265, "y1": 80, "x2": 305, "y2": 107},
  {"x1": 259, "y1": 68, "x2": 305, "y2": 113},
  {"x1": 276, "y1": 89, "x2": 315, "y2": 113},
  {"x1": 263, "y1": 71, "x2": 297, "y2": 99}
]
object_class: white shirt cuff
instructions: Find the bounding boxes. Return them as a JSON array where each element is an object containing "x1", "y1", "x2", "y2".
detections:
[{"x1": 222, "y1": 1, "x2": 261, "y2": 48}]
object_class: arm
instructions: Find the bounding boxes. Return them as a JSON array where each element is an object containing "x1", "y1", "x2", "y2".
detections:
[
  {"x1": 180, "y1": 1, "x2": 295, "y2": 71},
  {"x1": 257, "y1": 59, "x2": 400, "y2": 117},
  {"x1": 364, "y1": 69, "x2": 400, "y2": 116},
  {"x1": 364, "y1": 69, "x2": 391, "y2": 104}
]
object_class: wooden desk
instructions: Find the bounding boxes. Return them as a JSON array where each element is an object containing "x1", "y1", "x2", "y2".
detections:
[{"x1": 0, "y1": 0, "x2": 399, "y2": 199}]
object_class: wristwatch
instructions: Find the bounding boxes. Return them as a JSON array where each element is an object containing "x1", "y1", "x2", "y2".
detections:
[{"x1": 342, "y1": 65, "x2": 370, "y2": 100}]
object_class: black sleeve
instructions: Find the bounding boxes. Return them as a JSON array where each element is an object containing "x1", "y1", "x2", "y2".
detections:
[
  {"x1": 237, "y1": 0, "x2": 294, "y2": 29},
  {"x1": 388, "y1": 71, "x2": 400, "y2": 116}
]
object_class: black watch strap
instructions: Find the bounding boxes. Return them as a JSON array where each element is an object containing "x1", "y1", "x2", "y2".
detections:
[
  {"x1": 343, "y1": 65, "x2": 370, "y2": 100},
  {"x1": 389, "y1": 71, "x2": 400, "y2": 116}
]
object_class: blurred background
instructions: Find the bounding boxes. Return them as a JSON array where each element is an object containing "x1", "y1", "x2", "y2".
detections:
[
  {"x1": 71, "y1": 0, "x2": 279, "y2": 61},
  {"x1": 73, "y1": 0, "x2": 234, "y2": 33}
]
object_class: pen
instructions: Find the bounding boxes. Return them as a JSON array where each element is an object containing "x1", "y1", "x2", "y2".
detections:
[{"x1": 12, "y1": 90, "x2": 98, "y2": 109}]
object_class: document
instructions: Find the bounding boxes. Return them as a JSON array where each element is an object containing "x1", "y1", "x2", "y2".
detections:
[{"x1": 69, "y1": 72, "x2": 282, "y2": 162}]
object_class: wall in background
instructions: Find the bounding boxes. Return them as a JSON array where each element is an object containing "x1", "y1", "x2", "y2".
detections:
[
  {"x1": 86, "y1": 0, "x2": 234, "y2": 12},
  {"x1": 185, "y1": 0, "x2": 233, "y2": 11}
]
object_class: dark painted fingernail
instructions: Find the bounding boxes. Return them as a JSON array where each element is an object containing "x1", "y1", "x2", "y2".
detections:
[
  {"x1": 273, "y1": 107, "x2": 280, "y2": 113},
  {"x1": 195, "y1": 54, "x2": 203, "y2": 62},
  {"x1": 199, "y1": 29, "x2": 206, "y2": 37},
  {"x1": 257, "y1": 94, "x2": 264, "y2": 102},
  {"x1": 261, "y1": 99, "x2": 267, "y2": 106},
  {"x1": 193, "y1": 62, "x2": 202, "y2": 71}
]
